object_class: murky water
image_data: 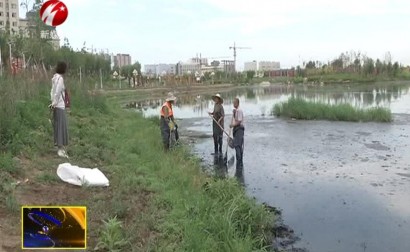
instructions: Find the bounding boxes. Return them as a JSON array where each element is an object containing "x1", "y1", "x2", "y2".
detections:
[
  {"x1": 135, "y1": 82, "x2": 410, "y2": 252},
  {"x1": 136, "y1": 82, "x2": 410, "y2": 119}
]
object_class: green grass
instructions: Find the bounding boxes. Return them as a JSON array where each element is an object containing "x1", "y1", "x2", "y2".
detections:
[
  {"x1": 95, "y1": 216, "x2": 131, "y2": 252},
  {"x1": 36, "y1": 172, "x2": 60, "y2": 184},
  {"x1": 5, "y1": 194, "x2": 19, "y2": 213},
  {"x1": 0, "y1": 152, "x2": 18, "y2": 174},
  {"x1": 90, "y1": 106, "x2": 276, "y2": 251},
  {"x1": 0, "y1": 74, "x2": 276, "y2": 250},
  {"x1": 273, "y1": 97, "x2": 392, "y2": 122}
]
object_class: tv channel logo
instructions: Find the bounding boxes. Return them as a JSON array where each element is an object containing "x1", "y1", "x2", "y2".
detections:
[{"x1": 39, "y1": 0, "x2": 69, "y2": 27}]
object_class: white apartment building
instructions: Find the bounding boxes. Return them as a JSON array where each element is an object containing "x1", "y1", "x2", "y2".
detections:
[
  {"x1": 259, "y1": 61, "x2": 280, "y2": 71},
  {"x1": 177, "y1": 62, "x2": 200, "y2": 75},
  {"x1": 244, "y1": 61, "x2": 257, "y2": 71},
  {"x1": 0, "y1": 0, "x2": 19, "y2": 34},
  {"x1": 144, "y1": 64, "x2": 157, "y2": 75},
  {"x1": 144, "y1": 64, "x2": 176, "y2": 76}
]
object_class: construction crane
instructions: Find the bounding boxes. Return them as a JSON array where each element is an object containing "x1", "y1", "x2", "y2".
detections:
[{"x1": 229, "y1": 42, "x2": 251, "y2": 71}]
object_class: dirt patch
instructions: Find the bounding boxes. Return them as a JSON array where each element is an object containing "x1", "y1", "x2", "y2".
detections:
[
  {"x1": 0, "y1": 175, "x2": 91, "y2": 250},
  {"x1": 0, "y1": 208, "x2": 20, "y2": 252},
  {"x1": 14, "y1": 182, "x2": 89, "y2": 206}
]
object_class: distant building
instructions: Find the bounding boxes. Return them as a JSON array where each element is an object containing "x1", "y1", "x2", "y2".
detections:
[
  {"x1": 222, "y1": 60, "x2": 235, "y2": 74},
  {"x1": 177, "y1": 62, "x2": 200, "y2": 75},
  {"x1": 144, "y1": 64, "x2": 176, "y2": 76},
  {"x1": 265, "y1": 69, "x2": 295, "y2": 77},
  {"x1": 244, "y1": 61, "x2": 257, "y2": 71},
  {"x1": 114, "y1": 54, "x2": 132, "y2": 68},
  {"x1": 190, "y1": 56, "x2": 208, "y2": 66},
  {"x1": 0, "y1": 0, "x2": 19, "y2": 34},
  {"x1": 200, "y1": 65, "x2": 223, "y2": 73},
  {"x1": 146, "y1": 56, "x2": 237, "y2": 76},
  {"x1": 18, "y1": 17, "x2": 29, "y2": 35},
  {"x1": 1, "y1": 2, "x2": 61, "y2": 49},
  {"x1": 259, "y1": 61, "x2": 280, "y2": 71},
  {"x1": 144, "y1": 64, "x2": 157, "y2": 76}
]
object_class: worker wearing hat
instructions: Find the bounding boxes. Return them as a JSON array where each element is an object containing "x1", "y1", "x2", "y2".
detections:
[
  {"x1": 160, "y1": 92, "x2": 179, "y2": 150},
  {"x1": 208, "y1": 94, "x2": 225, "y2": 155}
]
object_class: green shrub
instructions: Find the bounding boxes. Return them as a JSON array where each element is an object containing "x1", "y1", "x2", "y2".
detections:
[{"x1": 273, "y1": 97, "x2": 392, "y2": 122}]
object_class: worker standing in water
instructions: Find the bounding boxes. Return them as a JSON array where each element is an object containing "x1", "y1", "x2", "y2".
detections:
[
  {"x1": 208, "y1": 94, "x2": 225, "y2": 156},
  {"x1": 230, "y1": 98, "x2": 244, "y2": 169},
  {"x1": 160, "y1": 92, "x2": 179, "y2": 151}
]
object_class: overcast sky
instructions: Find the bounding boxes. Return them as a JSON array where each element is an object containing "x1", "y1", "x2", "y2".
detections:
[{"x1": 25, "y1": 0, "x2": 410, "y2": 70}]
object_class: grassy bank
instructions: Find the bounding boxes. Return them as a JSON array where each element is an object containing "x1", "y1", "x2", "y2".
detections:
[
  {"x1": 273, "y1": 97, "x2": 392, "y2": 122},
  {"x1": 303, "y1": 73, "x2": 377, "y2": 83},
  {"x1": 0, "y1": 76, "x2": 276, "y2": 251}
]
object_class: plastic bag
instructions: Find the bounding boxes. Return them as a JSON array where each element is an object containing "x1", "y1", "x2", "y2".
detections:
[{"x1": 57, "y1": 163, "x2": 109, "y2": 187}]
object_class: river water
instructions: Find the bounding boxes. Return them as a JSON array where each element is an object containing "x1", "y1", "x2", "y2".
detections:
[{"x1": 135, "y1": 82, "x2": 410, "y2": 252}]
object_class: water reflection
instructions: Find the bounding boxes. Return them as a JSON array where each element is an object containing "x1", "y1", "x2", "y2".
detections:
[
  {"x1": 213, "y1": 154, "x2": 245, "y2": 185},
  {"x1": 213, "y1": 155, "x2": 227, "y2": 178},
  {"x1": 131, "y1": 83, "x2": 410, "y2": 118},
  {"x1": 234, "y1": 168, "x2": 245, "y2": 186}
]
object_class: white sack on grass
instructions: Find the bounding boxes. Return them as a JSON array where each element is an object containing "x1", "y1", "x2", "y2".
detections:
[{"x1": 57, "y1": 163, "x2": 109, "y2": 187}]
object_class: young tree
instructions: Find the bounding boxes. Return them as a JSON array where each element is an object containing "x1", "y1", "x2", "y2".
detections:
[
  {"x1": 305, "y1": 61, "x2": 316, "y2": 69},
  {"x1": 363, "y1": 58, "x2": 375, "y2": 76},
  {"x1": 246, "y1": 70, "x2": 255, "y2": 80},
  {"x1": 375, "y1": 59, "x2": 383, "y2": 75},
  {"x1": 393, "y1": 62, "x2": 400, "y2": 77}
]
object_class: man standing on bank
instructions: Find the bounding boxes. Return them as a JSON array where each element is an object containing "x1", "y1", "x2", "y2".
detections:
[
  {"x1": 160, "y1": 92, "x2": 179, "y2": 150},
  {"x1": 230, "y1": 98, "x2": 245, "y2": 169},
  {"x1": 208, "y1": 94, "x2": 225, "y2": 155}
]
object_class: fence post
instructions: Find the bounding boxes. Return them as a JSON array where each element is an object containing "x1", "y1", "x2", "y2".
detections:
[
  {"x1": 100, "y1": 69, "x2": 103, "y2": 89},
  {"x1": 79, "y1": 67, "x2": 82, "y2": 84}
]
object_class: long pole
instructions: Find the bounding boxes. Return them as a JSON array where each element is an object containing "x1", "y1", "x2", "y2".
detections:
[
  {"x1": 100, "y1": 69, "x2": 103, "y2": 89},
  {"x1": 0, "y1": 47, "x2": 2, "y2": 77}
]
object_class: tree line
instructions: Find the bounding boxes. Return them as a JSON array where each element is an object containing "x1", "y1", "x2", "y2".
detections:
[{"x1": 299, "y1": 51, "x2": 402, "y2": 77}]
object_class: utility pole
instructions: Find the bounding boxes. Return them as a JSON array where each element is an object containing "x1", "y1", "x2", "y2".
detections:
[
  {"x1": 100, "y1": 69, "x2": 103, "y2": 89},
  {"x1": 0, "y1": 47, "x2": 2, "y2": 77},
  {"x1": 8, "y1": 42, "x2": 12, "y2": 69},
  {"x1": 22, "y1": 53, "x2": 26, "y2": 69}
]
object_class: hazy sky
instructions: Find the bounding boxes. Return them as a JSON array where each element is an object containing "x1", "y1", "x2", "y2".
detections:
[{"x1": 26, "y1": 0, "x2": 410, "y2": 70}]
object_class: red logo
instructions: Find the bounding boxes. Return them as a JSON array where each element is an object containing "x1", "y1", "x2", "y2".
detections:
[{"x1": 39, "y1": 0, "x2": 68, "y2": 27}]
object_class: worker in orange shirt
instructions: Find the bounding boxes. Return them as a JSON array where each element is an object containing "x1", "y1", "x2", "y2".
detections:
[{"x1": 160, "y1": 92, "x2": 179, "y2": 150}]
